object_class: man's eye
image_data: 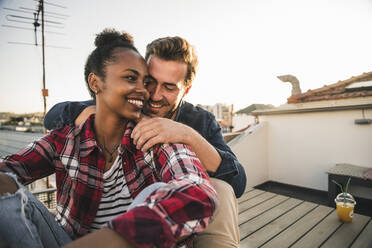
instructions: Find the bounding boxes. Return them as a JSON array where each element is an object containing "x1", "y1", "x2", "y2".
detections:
[{"x1": 165, "y1": 85, "x2": 177, "y2": 91}]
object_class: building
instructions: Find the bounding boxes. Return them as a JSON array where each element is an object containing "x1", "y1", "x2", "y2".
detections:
[
  {"x1": 233, "y1": 104, "x2": 274, "y2": 131},
  {"x1": 197, "y1": 103, "x2": 234, "y2": 133},
  {"x1": 229, "y1": 71, "x2": 372, "y2": 200}
]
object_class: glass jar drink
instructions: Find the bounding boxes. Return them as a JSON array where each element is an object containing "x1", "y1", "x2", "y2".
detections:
[{"x1": 335, "y1": 193, "x2": 356, "y2": 223}]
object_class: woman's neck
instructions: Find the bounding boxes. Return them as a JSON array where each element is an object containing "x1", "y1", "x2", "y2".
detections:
[{"x1": 94, "y1": 110, "x2": 127, "y2": 150}]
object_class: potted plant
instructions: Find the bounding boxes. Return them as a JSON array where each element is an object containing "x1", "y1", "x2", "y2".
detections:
[{"x1": 332, "y1": 177, "x2": 356, "y2": 223}]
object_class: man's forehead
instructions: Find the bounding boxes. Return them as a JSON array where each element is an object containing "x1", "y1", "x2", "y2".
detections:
[{"x1": 148, "y1": 56, "x2": 187, "y2": 85}]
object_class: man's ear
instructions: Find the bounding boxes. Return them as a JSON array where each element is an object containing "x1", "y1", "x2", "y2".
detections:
[{"x1": 88, "y1": 73, "x2": 101, "y2": 94}]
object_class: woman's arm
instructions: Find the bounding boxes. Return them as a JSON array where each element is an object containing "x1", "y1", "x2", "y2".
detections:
[
  {"x1": 132, "y1": 117, "x2": 222, "y2": 172},
  {"x1": 108, "y1": 143, "x2": 218, "y2": 248},
  {"x1": 0, "y1": 131, "x2": 59, "y2": 185}
]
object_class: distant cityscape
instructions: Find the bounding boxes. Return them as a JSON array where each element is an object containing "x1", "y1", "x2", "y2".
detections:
[
  {"x1": 0, "y1": 103, "x2": 274, "y2": 134},
  {"x1": 0, "y1": 112, "x2": 44, "y2": 133}
]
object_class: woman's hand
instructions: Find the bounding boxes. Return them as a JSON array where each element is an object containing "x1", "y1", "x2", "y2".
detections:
[{"x1": 0, "y1": 173, "x2": 18, "y2": 196}]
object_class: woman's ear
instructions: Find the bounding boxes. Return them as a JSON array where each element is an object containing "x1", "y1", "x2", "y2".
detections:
[{"x1": 88, "y1": 73, "x2": 101, "y2": 95}]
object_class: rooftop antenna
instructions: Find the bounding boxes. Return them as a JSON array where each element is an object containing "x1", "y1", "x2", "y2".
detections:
[
  {"x1": 36, "y1": 0, "x2": 48, "y2": 119},
  {"x1": 3, "y1": 0, "x2": 69, "y2": 188},
  {"x1": 3, "y1": 0, "x2": 69, "y2": 118}
]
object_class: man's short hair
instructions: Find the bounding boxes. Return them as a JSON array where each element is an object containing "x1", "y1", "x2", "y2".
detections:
[{"x1": 145, "y1": 36, "x2": 198, "y2": 88}]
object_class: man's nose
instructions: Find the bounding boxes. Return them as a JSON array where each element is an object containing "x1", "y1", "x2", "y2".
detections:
[{"x1": 150, "y1": 85, "x2": 163, "y2": 101}]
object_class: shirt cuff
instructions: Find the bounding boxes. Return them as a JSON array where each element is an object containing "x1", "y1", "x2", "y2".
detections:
[
  {"x1": 209, "y1": 148, "x2": 239, "y2": 178},
  {"x1": 108, "y1": 206, "x2": 176, "y2": 248}
]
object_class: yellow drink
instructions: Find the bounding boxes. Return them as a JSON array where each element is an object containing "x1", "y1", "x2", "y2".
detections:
[
  {"x1": 334, "y1": 193, "x2": 356, "y2": 223},
  {"x1": 336, "y1": 202, "x2": 354, "y2": 222}
]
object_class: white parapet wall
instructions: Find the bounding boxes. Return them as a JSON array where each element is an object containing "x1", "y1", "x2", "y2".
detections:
[
  {"x1": 232, "y1": 114, "x2": 256, "y2": 132},
  {"x1": 259, "y1": 108, "x2": 372, "y2": 193},
  {"x1": 228, "y1": 122, "x2": 269, "y2": 188},
  {"x1": 227, "y1": 107, "x2": 372, "y2": 199}
]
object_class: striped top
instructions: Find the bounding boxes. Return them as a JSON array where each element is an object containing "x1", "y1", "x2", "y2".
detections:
[{"x1": 89, "y1": 154, "x2": 133, "y2": 231}]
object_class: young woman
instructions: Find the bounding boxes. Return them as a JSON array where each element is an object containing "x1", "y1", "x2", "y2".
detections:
[{"x1": 0, "y1": 29, "x2": 217, "y2": 248}]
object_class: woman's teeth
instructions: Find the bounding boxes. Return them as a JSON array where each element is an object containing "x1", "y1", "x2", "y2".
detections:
[{"x1": 128, "y1": 99, "x2": 143, "y2": 107}]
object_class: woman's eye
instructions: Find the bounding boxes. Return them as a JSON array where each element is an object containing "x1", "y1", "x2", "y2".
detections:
[
  {"x1": 124, "y1": 75, "x2": 137, "y2": 81},
  {"x1": 144, "y1": 80, "x2": 155, "y2": 88}
]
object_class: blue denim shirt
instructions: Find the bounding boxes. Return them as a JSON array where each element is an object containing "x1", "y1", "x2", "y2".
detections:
[{"x1": 44, "y1": 100, "x2": 247, "y2": 197}]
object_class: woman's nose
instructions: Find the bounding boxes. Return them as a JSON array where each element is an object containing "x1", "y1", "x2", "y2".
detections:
[{"x1": 136, "y1": 82, "x2": 150, "y2": 99}]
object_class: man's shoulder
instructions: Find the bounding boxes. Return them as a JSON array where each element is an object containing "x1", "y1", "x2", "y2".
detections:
[
  {"x1": 179, "y1": 101, "x2": 214, "y2": 120},
  {"x1": 180, "y1": 101, "x2": 212, "y2": 114}
]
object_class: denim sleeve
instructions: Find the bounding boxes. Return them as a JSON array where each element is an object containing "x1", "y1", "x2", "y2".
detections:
[
  {"x1": 44, "y1": 100, "x2": 94, "y2": 130},
  {"x1": 206, "y1": 116, "x2": 247, "y2": 198}
]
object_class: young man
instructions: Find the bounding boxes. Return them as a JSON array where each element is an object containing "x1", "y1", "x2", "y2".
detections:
[{"x1": 44, "y1": 36, "x2": 246, "y2": 247}]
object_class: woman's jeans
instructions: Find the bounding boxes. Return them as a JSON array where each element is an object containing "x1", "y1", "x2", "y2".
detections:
[
  {"x1": 0, "y1": 173, "x2": 71, "y2": 248},
  {"x1": 0, "y1": 173, "x2": 166, "y2": 248}
]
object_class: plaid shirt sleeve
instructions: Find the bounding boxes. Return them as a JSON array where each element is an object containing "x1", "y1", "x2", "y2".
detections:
[
  {"x1": 109, "y1": 143, "x2": 218, "y2": 248},
  {"x1": 0, "y1": 132, "x2": 60, "y2": 185}
]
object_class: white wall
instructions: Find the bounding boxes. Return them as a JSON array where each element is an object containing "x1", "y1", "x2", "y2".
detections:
[
  {"x1": 229, "y1": 122, "x2": 269, "y2": 189},
  {"x1": 259, "y1": 108, "x2": 372, "y2": 192},
  {"x1": 232, "y1": 114, "x2": 255, "y2": 131}
]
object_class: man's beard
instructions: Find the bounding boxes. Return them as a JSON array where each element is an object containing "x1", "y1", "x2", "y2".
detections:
[{"x1": 144, "y1": 99, "x2": 178, "y2": 119}]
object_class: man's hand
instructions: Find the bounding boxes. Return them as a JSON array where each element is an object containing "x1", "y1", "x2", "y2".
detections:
[
  {"x1": 132, "y1": 117, "x2": 222, "y2": 172},
  {"x1": 74, "y1": 106, "x2": 96, "y2": 126},
  {"x1": 131, "y1": 117, "x2": 191, "y2": 152}
]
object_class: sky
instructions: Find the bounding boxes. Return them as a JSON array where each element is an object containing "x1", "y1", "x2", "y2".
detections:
[{"x1": 1, "y1": 0, "x2": 372, "y2": 114}]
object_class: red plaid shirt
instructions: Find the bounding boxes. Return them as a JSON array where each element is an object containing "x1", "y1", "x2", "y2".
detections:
[{"x1": 0, "y1": 115, "x2": 218, "y2": 248}]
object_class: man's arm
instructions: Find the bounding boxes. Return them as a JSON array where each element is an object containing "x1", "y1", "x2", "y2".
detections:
[
  {"x1": 107, "y1": 143, "x2": 218, "y2": 248},
  {"x1": 205, "y1": 117, "x2": 247, "y2": 198},
  {"x1": 44, "y1": 100, "x2": 94, "y2": 130},
  {"x1": 132, "y1": 117, "x2": 221, "y2": 172},
  {"x1": 131, "y1": 116, "x2": 247, "y2": 198}
]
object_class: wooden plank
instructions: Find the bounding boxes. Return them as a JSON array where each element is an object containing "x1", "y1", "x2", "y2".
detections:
[
  {"x1": 291, "y1": 210, "x2": 342, "y2": 248},
  {"x1": 241, "y1": 201, "x2": 316, "y2": 248},
  {"x1": 261, "y1": 204, "x2": 333, "y2": 247},
  {"x1": 240, "y1": 197, "x2": 302, "y2": 239},
  {"x1": 239, "y1": 192, "x2": 276, "y2": 214},
  {"x1": 239, "y1": 194, "x2": 288, "y2": 225},
  {"x1": 322, "y1": 213, "x2": 370, "y2": 248},
  {"x1": 238, "y1": 189, "x2": 265, "y2": 203},
  {"x1": 351, "y1": 219, "x2": 372, "y2": 248}
]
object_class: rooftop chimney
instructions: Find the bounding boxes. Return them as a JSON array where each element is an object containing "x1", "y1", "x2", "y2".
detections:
[{"x1": 277, "y1": 74, "x2": 302, "y2": 95}]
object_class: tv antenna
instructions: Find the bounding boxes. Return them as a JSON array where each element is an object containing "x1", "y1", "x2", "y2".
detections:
[{"x1": 2, "y1": 0, "x2": 69, "y2": 118}]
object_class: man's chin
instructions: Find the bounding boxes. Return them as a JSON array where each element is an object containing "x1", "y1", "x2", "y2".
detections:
[
  {"x1": 144, "y1": 108, "x2": 161, "y2": 118},
  {"x1": 146, "y1": 112, "x2": 159, "y2": 118}
]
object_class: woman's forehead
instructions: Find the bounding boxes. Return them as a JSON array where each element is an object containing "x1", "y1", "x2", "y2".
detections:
[{"x1": 107, "y1": 49, "x2": 148, "y2": 72}]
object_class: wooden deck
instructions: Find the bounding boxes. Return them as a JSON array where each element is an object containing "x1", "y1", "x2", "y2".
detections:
[
  {"x1": 2, "y1": 130, "x2": 372, "y2": 247},
  {"x1": 238, "y1": 188, "x2": 372, "y2": 248}
]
